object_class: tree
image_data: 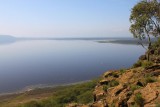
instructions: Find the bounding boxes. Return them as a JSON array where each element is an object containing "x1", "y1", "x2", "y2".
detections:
[
  {"x1": 130, "y1": 0, "x2": 160, "y2": 60},
  {"x1": 130, "y1": 0, "x2": 160, "y2": 47}
]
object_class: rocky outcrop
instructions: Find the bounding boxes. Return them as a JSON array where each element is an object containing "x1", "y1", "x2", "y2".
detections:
[{"x1": 67, "y1": 66, "x2": 159, "y2": 107}]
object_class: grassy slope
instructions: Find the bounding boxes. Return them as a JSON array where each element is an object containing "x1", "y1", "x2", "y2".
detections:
[{"x1": 0, "y1": 79, "x2": 98, "y2": 107}]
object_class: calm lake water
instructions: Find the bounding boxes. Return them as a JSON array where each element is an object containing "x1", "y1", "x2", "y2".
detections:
[{"x1": 0, "y1": 39, "x2": 145, "y2": 93}]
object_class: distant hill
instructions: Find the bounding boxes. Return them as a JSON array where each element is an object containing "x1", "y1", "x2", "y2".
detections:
[{"x1": 0, "y1": 35, "x2": 17, "y2": 44}]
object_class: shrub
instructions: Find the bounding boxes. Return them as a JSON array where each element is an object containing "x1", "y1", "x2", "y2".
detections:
[
  {"x1": 141, "y1": 61, "x2": 153, "y2": 68},
  {"x1": 144, "y1": 74, "x2": 156, "y2": 84},
  {"x1": 133, "y1": 61, "x2": 142, "y2": 68},
  {"x1": 103, "y1": 85, "x2": 110, "y2": 92},
  {"x1": 109, "y1": 80, "x2": 119, "y2": 87},
  {"x1": 103, "y1": 80, "x2": 119, "y2": 92},
  {"x1": 134, "y1": 93, "x2": 144, "y2": 107},
  {"x1": 120, "y1": 69, "x2": 126, "y2": 74},
  {"x1": 130, "y1": 85, "x2": 141, "y2": 92}
]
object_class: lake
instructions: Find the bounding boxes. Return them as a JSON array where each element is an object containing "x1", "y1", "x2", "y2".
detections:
[{"x1": 0, "y1": 39, "x2": 145, "y2": 93}]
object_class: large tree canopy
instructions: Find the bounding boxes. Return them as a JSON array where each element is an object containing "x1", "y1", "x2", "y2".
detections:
[{"x1": 130, "y1": 0, "x2": 160, "y2": 47}]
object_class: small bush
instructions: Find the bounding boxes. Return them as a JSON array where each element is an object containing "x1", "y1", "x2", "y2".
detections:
[
  {"x1": 130, "y1": 85, "x2": 141, "y2": 92},
  {"x1": 133, "y1": 61, "x2": 142, "y2": 68},
  {"x1": 103, "y1": 85, "x2": 109, "y2": 92},
  {"x1": 144, "y1": 74, "x2": 156, "y2": 84},
  {"x1": 109, "y1": 80, "x2": 119, "y2": 87},
  {"x1": 138, "y1": 74, "x2": 157, "y2": 86},
  {"x1": 102, "y1": 80, "x2": 119, "y2": 92},
  {"x1": 120, "y1": 69, "x2": 126, "y2": 74},
  {"x1": 142, "y1": 61, "x2": 153, "y2": 68},
  {"x1": 112, "y1": 72, "x2": 119, "y2": 78},
  {"x1": 134, "y1": 93, "x2": 144, "y2": 107}
]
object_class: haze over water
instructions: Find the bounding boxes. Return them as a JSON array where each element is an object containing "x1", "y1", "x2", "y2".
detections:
[{"x1": 0, "y1": 38, "x2": 145, "y2": 93}]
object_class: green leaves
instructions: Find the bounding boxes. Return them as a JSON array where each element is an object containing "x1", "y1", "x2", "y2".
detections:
[{"x1": 130, "y1": 0, "x2": 160, "y2": 44}]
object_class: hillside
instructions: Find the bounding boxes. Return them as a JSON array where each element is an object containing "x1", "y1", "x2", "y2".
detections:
[
  {"x1": 0, "y1": 35, "x2": 16, "y2": 44},
  {"x1": 67, "y1": 39, "x2": 160, "y2": 107}
]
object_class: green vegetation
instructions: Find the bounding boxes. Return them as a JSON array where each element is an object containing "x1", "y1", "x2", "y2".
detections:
[
  {"x1": 134, "y1": 93, "x2": 144, "y2": 107},
  {"x1": 103, "y1": 85, "x2": 110, "y2": 92},
  {"x1": 120, "y1": 69, "x2": 126, "y2": 74},
  {"x1": 130, "y1": 85, "x2": 141, "y2": 92},
  {"x1": 144, "y1": 74, "x2": 156, "y2": 84},
  {"x1": 156, "y1": 103, "x2": 160, "y2": 107},
  {"x1": 103, "y1": 80, "x2": 119, "y2": 92},
  {"x1": 133, "y1": 60, "x2": 142, "y2": 68},
  {"x1": 17, "y1": 80, "x2": 98, "y2": 107},
  {"x1": 130, "y1": 0, "x2": 160, "y2": 47},
  {"x1": 151, "y1": 38, "x2": 160, "y2": 49},
  {"x1": 133, "y1": 60, "x2": 153, "y2": 68},
  {"x1": 137, "y1": 74, "x2": 157, "y2": 86},
  {"x1": 142, "y1": 61, "x2": 153, "y2": 68},
  {"x1": 109, "y1": 80, "x2": 119, "y2": 87},
  {"x1": 130, "y1": 0, "x2": 160, "y2": 62},
  {"x1": 20, "y1": 101, "x2": 41, "y2": 107},
  {"x1": 110, "y1": 102, "x2": 116, "y2": 107}
]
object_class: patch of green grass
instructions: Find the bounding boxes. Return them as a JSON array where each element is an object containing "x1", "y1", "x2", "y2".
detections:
[
  {"x1": 130, "y1": 85, "x2": 141, "y2": 92},
  {"x1": 144, "y1": 74, "x2": 156, "y2": 84},
  {"x1": 133, "y1": 60, "x2": 153, "y2": 68},
  {"x1": 120, "y1": 69, "x2": 126, "y2": 74},
  {"x1": 141, "y1": 61, "x2": 153, "y2": 68},
  {"x1": 20, "y1": 101, "x2": 41, "y2": 107}
]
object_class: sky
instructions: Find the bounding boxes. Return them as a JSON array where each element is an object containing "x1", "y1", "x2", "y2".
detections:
[{"x1": 0, "y1": 0, "x2": 139, "y2": 38}]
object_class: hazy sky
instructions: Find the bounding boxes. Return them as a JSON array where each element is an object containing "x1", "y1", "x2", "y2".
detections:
[{"x1": 0, "y1": 0, "x2": 138, "y2": 38}]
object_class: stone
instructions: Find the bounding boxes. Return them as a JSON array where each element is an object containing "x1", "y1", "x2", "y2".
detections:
[{"x1": 94, "y1": 86, "x2": 105, "y2": 101}]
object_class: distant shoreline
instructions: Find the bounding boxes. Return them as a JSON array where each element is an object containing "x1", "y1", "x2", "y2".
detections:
[
  {"x1": 0, "y1": 80, "x2": 91, "y2": 97},
  {"x1": 0, "y1": 35, "x2": 155, "y2": 45},
  {"x1": 97, "y1": 39, "x2": 156, "y2": 45}
]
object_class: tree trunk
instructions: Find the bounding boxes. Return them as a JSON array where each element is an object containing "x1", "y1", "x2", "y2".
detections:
[{"x1": 147, "y1": 34, "x2": 151, "y2": 61}]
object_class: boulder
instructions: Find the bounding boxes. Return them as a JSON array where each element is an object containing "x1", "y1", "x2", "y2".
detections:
[
  {"x1": 94, "y1": 85, "x2": 105, "y2": 101},
  {"x1": 105, "y1": 84, "x2": 129, "y2": 106}
]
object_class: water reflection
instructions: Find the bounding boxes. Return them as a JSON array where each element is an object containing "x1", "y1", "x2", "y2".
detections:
[{"x1": 0, "y1": 38, "x2": 145, "y2": 93}]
